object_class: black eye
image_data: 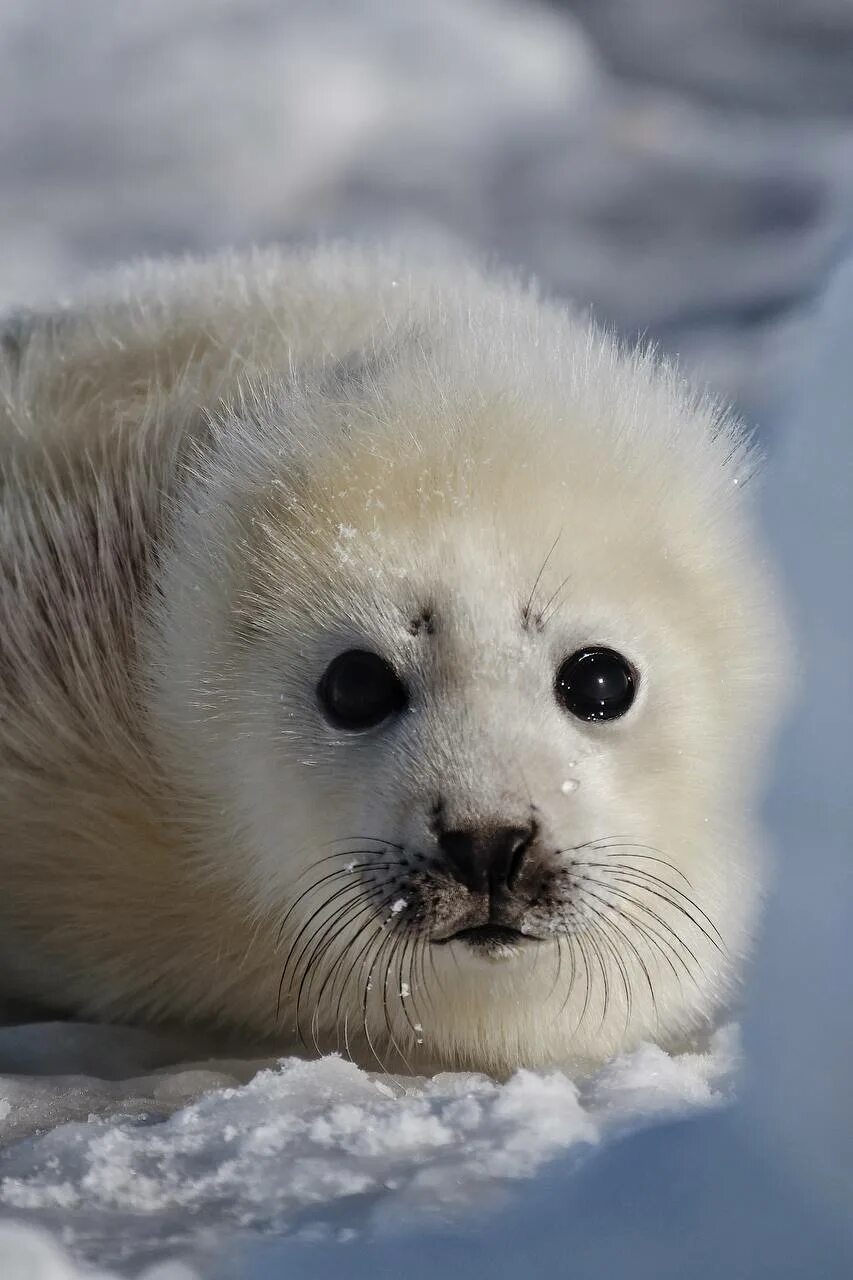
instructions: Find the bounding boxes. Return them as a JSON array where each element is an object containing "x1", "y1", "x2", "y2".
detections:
[
  {"x1": 556, "y1": 647, "x2": 637, "y2": 722},
  {"x1": 317, "y1": 649, "x2": 407, "y2": 730}
]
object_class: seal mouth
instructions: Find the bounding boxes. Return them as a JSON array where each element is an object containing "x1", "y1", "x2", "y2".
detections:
[{"x1": 438, "y1": 924, "x2": 537, "y2": 949}]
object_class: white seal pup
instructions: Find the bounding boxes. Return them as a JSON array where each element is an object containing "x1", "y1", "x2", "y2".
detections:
[{"x1": 0, "y1": 246, "x2": 786, "y2": 1075}]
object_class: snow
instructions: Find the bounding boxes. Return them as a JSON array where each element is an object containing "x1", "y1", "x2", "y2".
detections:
[
  {"x1": 0, "y1": 1029, "x2": 734, "y2": 1274},
  {"x1": 2, "y1": 0, "x2": 853, "y2": 1276},
  {"x1": 0, "y1": 1223, "x2": 194, "y2": 1280}
]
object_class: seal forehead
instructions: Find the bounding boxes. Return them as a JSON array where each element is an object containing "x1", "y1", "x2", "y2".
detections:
[
  {"x1": 232, "y1": 438, "x2": 695, "y2": 668},
  {"x1": 220, "y1": 351, "x2": 751, "y2": 683}
]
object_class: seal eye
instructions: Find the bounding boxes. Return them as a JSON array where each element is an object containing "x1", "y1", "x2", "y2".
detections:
[
  {"x1": 318, "y1": 649, "x2": 407, "y2": 730},
  {"x1": 556, "y1": 647, "x2": 637, "y2": 722}
]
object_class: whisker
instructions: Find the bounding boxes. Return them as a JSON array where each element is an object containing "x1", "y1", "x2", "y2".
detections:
[
  {"x1": 293, "y1": 893, "x2": 385, "y2": 1045},
  {"x1": 276, "y1": 885, "x2": 358, "y2": 1024},
  {"x1": 576, "y1": 873, "x2": 705, "y2": 966},
  {"x1": 390, "y1": 933, "x2": 418, "y2": 1044},
  {"x1": 360, "y1": 929, "x2": 395, "y2": 1074},
  {"x1": 580, "y1": 921, "x2": 611, "y2": 1032},
  {"x1": 568, "y1": 839, "x2": 693, "y2": 887},
  {"x1": 277, "y1": 883, "x2": 381, "y2": 1025},
  {"x1": 275, "y1": 868, "x2": 360, "y2": 950},
  {"x1": 427, "y1": 936, "x2": 449, "y2": 1007},
  {"x1": 547, "y1": 933, "x2": 563, "y2": 1003},
  {"x1": 607, "y1": 873, "x2": 724, "y2": 953},
  {"x1": 578, "y1": 921, "x2": 604, "y2": 1029},
  {"x1": 413, "y1": 928, "x2": 435, "y2": 1025},
  {"x1": 310, "y1": 891, "x2": 402, "y2": 1037},
  {"x1": 381, "y1": 937, "x2": 414, "y2": 1072},
  {"x1": 284, "y1": 881, "x2": 372, "y2": 980},
  {"x1": 275, "y1": 858, "x2": 403, "y2": 947},
  {"x1": 619, "y1": 908, "x2": 696, "y2": 990},
  {"x1": 612, "y1": 899, "x2": 700, "y2": 987},
  {"x1": 557, "y1": 932, "x2": 578, "y2": 1017},
  {"x1": 588, "y1": 901, "x2": 655, "y2": 1021},
  {"x1": 414, "y1": 931, "x2": 438, "y2": 1038},
  {"x1": 582, "y1": 857, "x2": 724, "y2": 952},
  {"x1": 320, "y1": 836, "x2": 407, "y2": 854},
  {"x1": 583, "y1": 908, "x2": 633, "y2": 1030},
  {"x1": 574, "y1": 930, "x2": 593, "y2": 1031},
  {"x1": 574, "y1": 880, "x2": 697, "y2": 984},
  {"x1": 601, "y1": 851, "x2": 693, "y2": 886}
]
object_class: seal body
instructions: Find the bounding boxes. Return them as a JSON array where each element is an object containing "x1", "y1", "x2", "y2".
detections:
[{"x1": 0, "y1": 246, "x2": 785, "y2": 1074}]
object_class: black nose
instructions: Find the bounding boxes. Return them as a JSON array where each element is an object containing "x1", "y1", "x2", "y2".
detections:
[{"x1": 437, "y1": 821, "x2": 537, "y2": 894}]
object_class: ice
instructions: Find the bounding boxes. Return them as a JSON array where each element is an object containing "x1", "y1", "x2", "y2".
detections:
[
  {"x1": 0, "y1": 1221, "x2": 195, "y2": 1279},
  {"x1": 0, "y1": 1030, "x2": 733, "y2": 1273}
]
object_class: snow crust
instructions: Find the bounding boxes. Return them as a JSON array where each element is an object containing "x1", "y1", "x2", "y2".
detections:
[{"x1": 0, "y1": 1029, "x2": 734, "y2": 1274}]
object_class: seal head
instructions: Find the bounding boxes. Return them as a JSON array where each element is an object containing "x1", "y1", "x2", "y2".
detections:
[{"x1": 147, "y1": 292, "x2": 784, "y2": 1073}]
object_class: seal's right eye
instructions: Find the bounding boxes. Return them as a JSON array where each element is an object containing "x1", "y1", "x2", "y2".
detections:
[{"x1": 317, "y1": 649, "x2": 408, "y2": 731}]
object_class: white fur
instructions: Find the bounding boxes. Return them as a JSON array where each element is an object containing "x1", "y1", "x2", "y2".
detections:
[{"x1": 0, "y1": 244, "x2": 786, "y2": 1075}]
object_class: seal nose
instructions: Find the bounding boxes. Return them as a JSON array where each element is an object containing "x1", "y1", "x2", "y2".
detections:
[{"x1": 437, "y1": 821, "x2": 537, "y2": 894}]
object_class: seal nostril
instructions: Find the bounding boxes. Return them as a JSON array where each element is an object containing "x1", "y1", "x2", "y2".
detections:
[
  {"x1": 437, "y1": 828, "x2": 478, "y2": 887},
  {"x1": 437, "y1": 820, "x2": 537, "y2": 894},
  {"x1": 506, "y1": 820, "x2": 537, "y2": 891}
]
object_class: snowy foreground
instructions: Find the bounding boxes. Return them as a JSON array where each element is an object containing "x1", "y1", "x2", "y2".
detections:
[{"x1": 0, "y1": 1027, "x2": 734, "y2": 1276}]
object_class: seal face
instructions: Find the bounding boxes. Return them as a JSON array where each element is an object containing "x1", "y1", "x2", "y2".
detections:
[{"x1": 0, "y1": 246, "x2": 788, "y2": 1075}]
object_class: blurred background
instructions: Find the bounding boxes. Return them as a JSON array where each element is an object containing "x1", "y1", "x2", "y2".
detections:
[
  {"x1": 1, "y1": 2, "x2": 852, "y2": 1276},
  {"x1": 3, "y1": 0, "x2": 853, "y2": 423}
]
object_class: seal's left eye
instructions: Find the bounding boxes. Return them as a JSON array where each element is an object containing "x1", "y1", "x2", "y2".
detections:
[
  {"x1": 556, "y1": 646, "x2": 637, "y2": 722},
  {"x1": 317, "y1": 649, "x2": 408, "y2": 730}
]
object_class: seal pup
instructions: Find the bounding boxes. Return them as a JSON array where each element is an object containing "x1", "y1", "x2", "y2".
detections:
[{"x1": 0, "y1": 246, "x2": 786, "y2": 1075}]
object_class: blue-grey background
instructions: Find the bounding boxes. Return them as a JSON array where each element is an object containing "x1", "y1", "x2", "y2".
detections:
[{"x1": 1, "y1": 1, "x2": 851, "y2": 1275}]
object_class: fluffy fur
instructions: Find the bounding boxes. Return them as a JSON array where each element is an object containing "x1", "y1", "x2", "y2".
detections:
[{"x1": 0, "y1": 245, "x2": 786, "y2": 1075}]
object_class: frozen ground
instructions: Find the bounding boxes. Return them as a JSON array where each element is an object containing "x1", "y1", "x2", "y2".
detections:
[
  {"x1": 1, "y1": 1, "x2": 853, "y2": 1277},
  {"x1": 0, "y1": 1029, "x2": 735, "y2": 1275}
]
